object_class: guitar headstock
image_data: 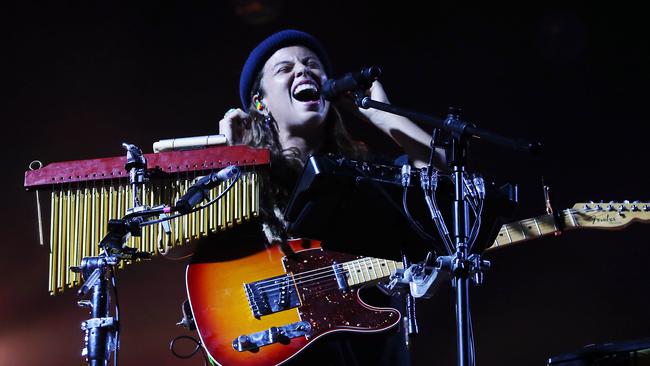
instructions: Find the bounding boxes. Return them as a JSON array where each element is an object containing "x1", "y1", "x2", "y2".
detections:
[{"x1": 571, "y1": 201, "x2": 650, "y2": 228}]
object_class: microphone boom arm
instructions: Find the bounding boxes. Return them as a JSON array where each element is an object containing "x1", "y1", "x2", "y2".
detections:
[{"x1": 356, "y1": 97, "x2": 541, "y2": 154}]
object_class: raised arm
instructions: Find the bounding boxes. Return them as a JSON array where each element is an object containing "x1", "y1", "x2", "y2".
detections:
[{"x1": 353, "y1": 81, "x2": 446, "y2": 169}]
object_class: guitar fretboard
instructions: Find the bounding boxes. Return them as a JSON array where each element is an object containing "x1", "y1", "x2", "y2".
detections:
[
  {"x1": 341, "y1": 257, "x2": 404, "y2": 287},
  {"x1": 486, "y1": 204, "x2": 645, "y2": 250},
  {"x1": 488, "y1": 211, "x2": 570, "y2": 250}
]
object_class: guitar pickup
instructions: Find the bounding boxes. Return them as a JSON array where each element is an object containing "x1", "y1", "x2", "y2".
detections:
[
  {"x1": 232, "y1": 321, "x2": 312, "y2": 352},
  {"x1": 244, "y1": 274, "x2": 301, "y2": 318}
]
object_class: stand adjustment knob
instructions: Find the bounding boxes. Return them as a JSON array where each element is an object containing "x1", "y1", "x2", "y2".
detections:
[{"x1": 77, "y1": 300, "x2": 92, "y2": 309}]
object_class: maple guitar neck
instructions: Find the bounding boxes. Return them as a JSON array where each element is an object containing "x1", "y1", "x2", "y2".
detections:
[{"x1": 487, "y1": 202, "x2": 650, "y2": 251}]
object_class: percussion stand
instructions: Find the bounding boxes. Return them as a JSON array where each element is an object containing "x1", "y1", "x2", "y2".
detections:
[
  {"x1": 71, "y1": 143, "x2": 156, "y2": 366},
  {"x1": 352, "y1": 90, "x2": 540, "y2": 366}
]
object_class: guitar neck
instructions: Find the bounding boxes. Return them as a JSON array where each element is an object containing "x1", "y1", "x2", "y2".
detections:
[
  {"x1": 339, "y1": 203, "x2": 648, "y2": 275},
  {"x1": 341, "y1": 257, "x2": 404, "y2": 287},
  {"x1": 487, "y1": 209, "x2": 581, "y2": 250}
]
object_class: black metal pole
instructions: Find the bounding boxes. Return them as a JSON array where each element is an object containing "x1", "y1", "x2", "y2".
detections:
[
  {"x1": 447, "y1": 108, "x2": 473, "y2": 366},
  {"x1": 351, "y1": 94, "x2": 529, "y2": 366},
  {"x1": 87, "y1": 273, "x2": 110, "y2": 366}
]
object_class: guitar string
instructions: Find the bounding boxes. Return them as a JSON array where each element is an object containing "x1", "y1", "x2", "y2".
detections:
[
  {"x1": 246, "y1": 274, "x2": 355, "y2": 305},
  {"x1": 253, "y1": 257, "x2": 392, "y2": 292},
  {"x1": 251, "y1": 256, "x2": 390, "y2": 289},
  {"x1": 247, "y1": 206, "x2": 620, "y2": 297},
  {"x1": 250, "y1": 255, "x2": 389, "y2": 288},
  {"x1": 255, "y1": 263, "x2": 384, "y2": 295},
  {"x1": 249, "y1": 260, "x2": 397, "y2": 304},
  {"x1": 239, "y1": 258, "x2": 387, "y2": 306},
  {"x1": 242, "y1": 282, "x2": 345, "y2": 310}
]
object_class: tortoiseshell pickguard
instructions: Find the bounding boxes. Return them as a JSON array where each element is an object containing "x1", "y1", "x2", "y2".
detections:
[{"x1": 282, "y1": 245, "x2": 400, "y2": 339}]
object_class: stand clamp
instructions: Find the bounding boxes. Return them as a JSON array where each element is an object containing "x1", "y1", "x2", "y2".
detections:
[{"x1": 381, "y1": 252, "x2": 491, "y2": 298}]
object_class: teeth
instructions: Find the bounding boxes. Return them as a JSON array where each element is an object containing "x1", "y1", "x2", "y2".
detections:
[{"x1": 294, "y1": 83, "x2": 318, "y2": 94}]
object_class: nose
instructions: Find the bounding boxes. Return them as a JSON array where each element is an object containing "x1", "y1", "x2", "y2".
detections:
[{"x1": 295, "y1": 63, "x2": 312, "y2": 78}]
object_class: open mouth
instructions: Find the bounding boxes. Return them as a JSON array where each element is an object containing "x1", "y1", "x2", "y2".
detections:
[{"x1": 292, "y1": 81, "x2": 321, "y2": 103}]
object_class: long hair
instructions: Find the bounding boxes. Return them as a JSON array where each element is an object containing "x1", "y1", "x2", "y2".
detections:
[{"x1": 239, "y1": 72, "x2": 367, "y2": 242}]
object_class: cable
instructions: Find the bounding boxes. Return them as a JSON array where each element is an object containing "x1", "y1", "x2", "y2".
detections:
[
  {"x1": 141, "y1": 170, "x2": 241, "y2": 227},
  {"x1": 402, "y1": 186, "x2": 438, "y2": 243},
  {"x1": 169, "y1": 335, "x2": 210, "y2": 366},
  {"x1": 425, "y1": 184, "x2": 454, "y2": 255},
  {"x1": 469, "y1": 305, "x2": 476, "y2": 366}
]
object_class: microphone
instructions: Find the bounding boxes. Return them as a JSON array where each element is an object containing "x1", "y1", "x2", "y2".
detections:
[
  {"x1": 175, "y1": 165, "x2": 240, "y2": 214},
  {"x1": 321, "y1": 66, "x2": 382, "y2": 100}
]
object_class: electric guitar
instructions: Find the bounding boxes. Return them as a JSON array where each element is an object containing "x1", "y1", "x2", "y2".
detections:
[{"x1": 185, "y1": 201, "x2": 649, "y2": 366}]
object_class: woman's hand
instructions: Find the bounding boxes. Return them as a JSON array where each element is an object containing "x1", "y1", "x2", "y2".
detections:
[
  {"x1": 356, "y1": 80, "x2": 391, "y2": 122},
  {"x1": 334, "y1": 80, "x2": 391, "y2": 126},
  {"x1": 335, "y1": 81, "x2": 443, "y2": 168},
  {"x1": 218, "y1": 108, "x2": 251, "y2": 145}
]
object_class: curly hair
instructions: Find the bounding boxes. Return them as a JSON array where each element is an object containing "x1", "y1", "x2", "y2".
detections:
[{"x1": 238, "y1": 72, "x2": 368, "y2": 242}]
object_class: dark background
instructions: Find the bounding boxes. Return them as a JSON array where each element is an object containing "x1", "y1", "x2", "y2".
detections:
[{"x1": 4, "y1": 1, "x2": 649, "y2": 365}]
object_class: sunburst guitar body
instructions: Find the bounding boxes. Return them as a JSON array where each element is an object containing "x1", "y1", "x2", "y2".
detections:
[{"x1": 186, "y1": 239, "x2": 403, "y2": 366}]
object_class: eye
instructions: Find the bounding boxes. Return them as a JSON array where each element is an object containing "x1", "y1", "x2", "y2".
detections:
[
  {"x1": 306, "y1": 60, "x2": 322, "y2": 69},
  {"x1": 275, "y1": 64, "x2": 293, "y2": 74}
]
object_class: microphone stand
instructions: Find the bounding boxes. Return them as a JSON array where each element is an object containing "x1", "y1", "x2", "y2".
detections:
[
  {"x1": 351, "y1": 91, "x2": 540, "y2": 366},
  {"x1": 71, "y1": 143, "x2": 157, "y2": 366},
  {"x1": 70, "y1": 143, "x2": 238, "y2": 366}
]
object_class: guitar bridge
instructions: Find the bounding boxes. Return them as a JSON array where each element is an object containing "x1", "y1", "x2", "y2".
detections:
[{"x1": 232, "y1": 321, "x2": 311, "y2": 352}]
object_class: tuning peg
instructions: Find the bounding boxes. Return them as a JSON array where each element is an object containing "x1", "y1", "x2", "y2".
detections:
[
  {"x1": 606, "y1": 204, "x2": 614, "y2": 211},
  {"x1": 623, "y1": 200, "x2": 630, "y2": 204}
]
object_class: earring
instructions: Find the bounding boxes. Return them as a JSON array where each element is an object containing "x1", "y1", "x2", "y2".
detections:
[{"x1": 264, "y1": 114, "x2": 272, "y2": 129}]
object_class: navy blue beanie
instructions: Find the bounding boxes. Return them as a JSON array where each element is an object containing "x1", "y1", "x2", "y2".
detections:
[{"x1": 239, "y1": 29, "x2": 333, "y2": 111}]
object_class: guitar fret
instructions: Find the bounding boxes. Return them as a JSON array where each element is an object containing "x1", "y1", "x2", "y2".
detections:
[
  {"x1": 551, "y1": 215, "x2": 559, "y2": 232},
  {"x1": 533, "y1": 217, "x2": 542, "y2": 235},
  {"x1": 519, "y1": 222, "x2": 527, "y2": 239},
  {"x1": 388, "y1": 260, "x2": 396, "y2": 275},
  {"x1": 493, "y1": 234, "x2": 501, "y2": 247},
  {"x1": 370, "y1": 258, "x2": 379, "y2": 279},
  {"x1": 566, "y1": 209, "x2": 579, "y2": 227},
  {"x1": 356, "y1": 260, "x2": 366, "y2": 283},
  {"x1": 363, "y1": 259, "x2": 372, "y2": 280},
  {"x1": 370, "y1": 258, "x2": 378, "y2": 278},
  {"x1": 349, "y1": 261, "x2": 356, "y2": 284},
  {"x1": 504, "y1": 225, "x2": 513, "y2": 243},
  {"x1": 345, "y1": 262, "x2": 354, "y2": 286},
  {"x1": 378, "y1": 259, "x2": 388, "y2": 277}
]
